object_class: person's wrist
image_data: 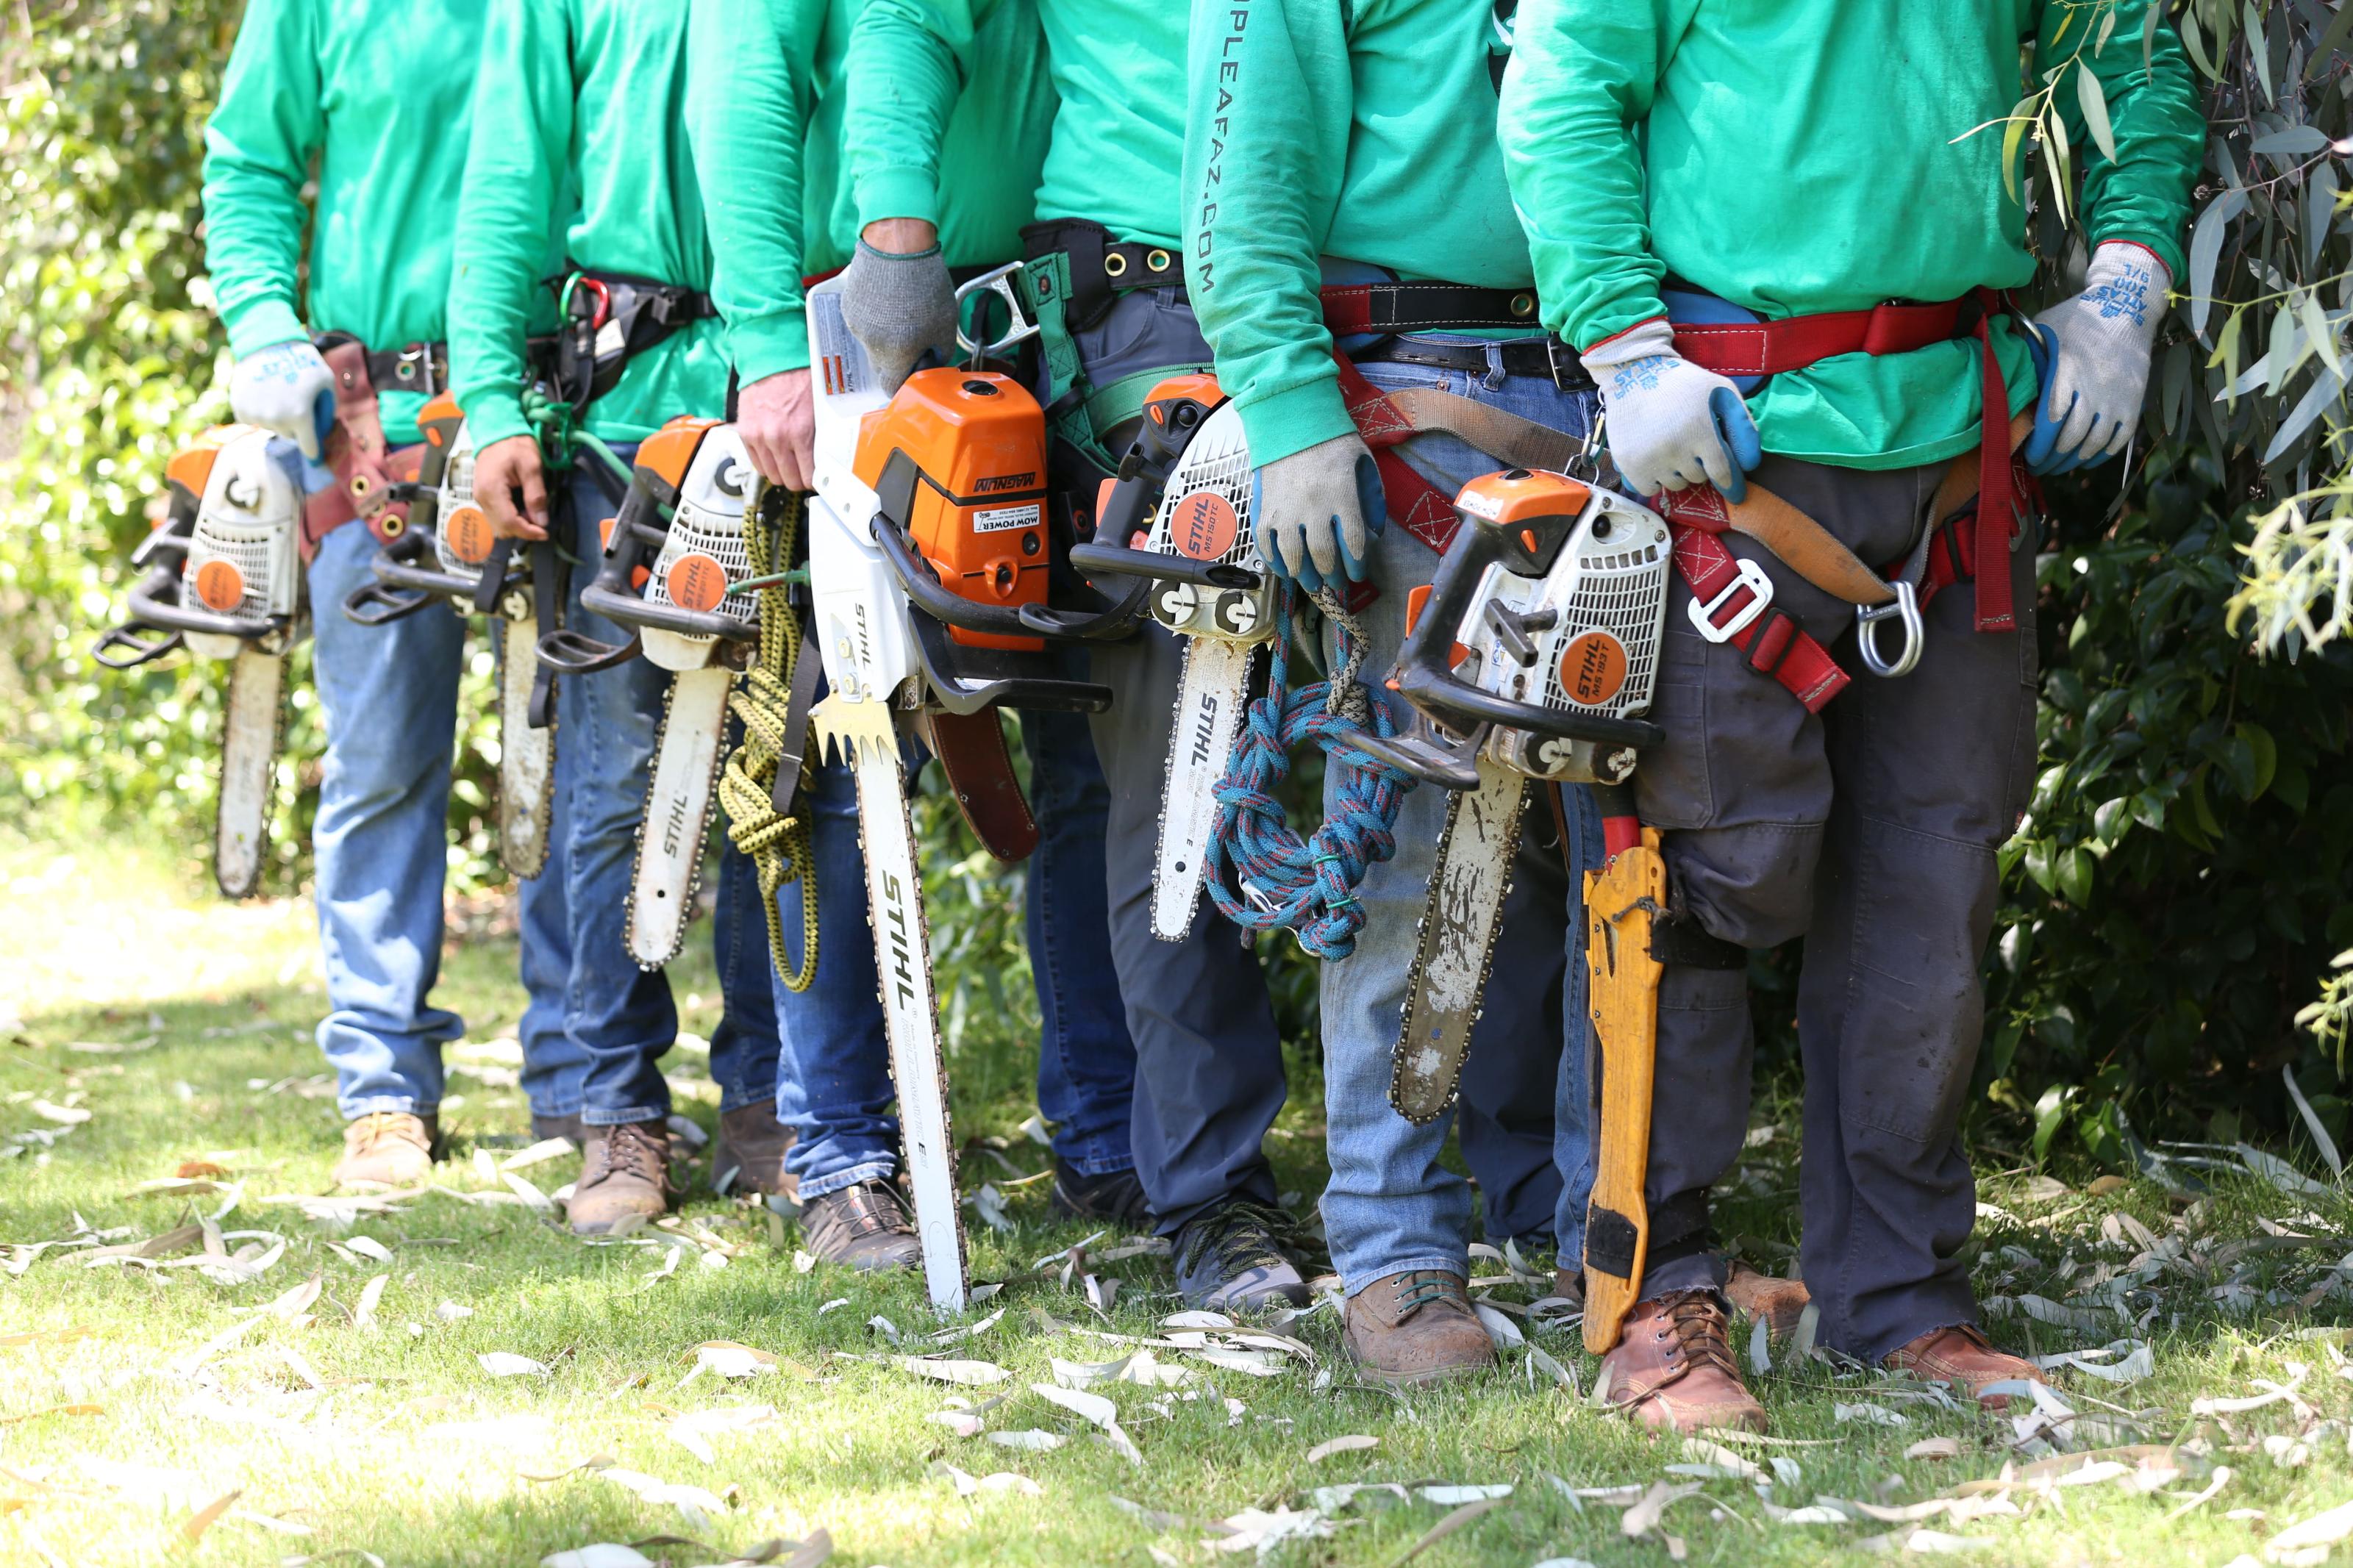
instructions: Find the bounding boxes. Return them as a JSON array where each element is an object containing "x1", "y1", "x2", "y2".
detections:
[
  {"x1": 860, "y1": 218, "x2": 940, "y2": 258},
  {"x1": 1577, "y1": 315, "x2": 1678, "y2": 373}
]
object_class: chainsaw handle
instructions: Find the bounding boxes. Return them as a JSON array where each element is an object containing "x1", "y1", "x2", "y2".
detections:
[
  {"x1": 91, "y1": 618, "x2": 185, "y2": 670},
  {"x1": 534, "y1": 623, "x2": 642, "y2": 674},
  {"x1": 470, "y1": 537, "x2": 516, "y2": 615},
  {"x1": 342, "y1": 578, "x2": 438, "y2": 626},
  {"x1": 1068, "y1": 540, "x2": 1260, "y2": 593},
  {"x1": 871, "y1": 514, "x2": 1050, "y2": 641},
  {"x1": 577, "y1": 582, "x2": 758, "y2": 645},
  {"x1": 1351, "y1": 715, "x2": 1485, "y2": 792},
  {"x1": 1015, "y1": 573, "x2": 1154, "y2": 642},
  {"x1": 122, "y1": 568, "x2": 278, "y2": 643}
]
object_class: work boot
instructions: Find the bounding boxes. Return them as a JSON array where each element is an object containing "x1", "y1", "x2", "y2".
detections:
[
  {"x1": 1725, "y1": 1261, "x2": 1812, "y2": 1342},
  {"x1": 1171, "y1": 1200, "x2": 1310, "y2": 1311},
  {"x1": 1599, "y1": 1289, "x2": 1768, "y2": 1434},
  {"x1": 710, "y1": 1103, "x2": 798, "y2": 1202},
  {"x1": 1550, "y1": 1267, "x2": 1587, "y2": 1311},
  {"x1": 333, "y1": 1111, "x2": 438, "y2": 1191},
  {"x1": 568, "y1": 1120, "x2": 673, "y2": 1235},
  {"x1": 1883, "y1": 1324, "x2": 2047, "y2": 1410},
  {"x1": 1049, "y1": 1159, "x2": 1152, "y2": 1226},
  {"x1": 1342, "y1": 1270, "x2": 1496, "y2": 1386},
  {"x1": 530, "y1": 1112, "x2": 585, "y2": 1144},
  {"x1": 800, "y1": 1179, "x2": 922, "y2": 1271}
]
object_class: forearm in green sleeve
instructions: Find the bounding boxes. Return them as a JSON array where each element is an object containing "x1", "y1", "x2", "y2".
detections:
[
  {"x1": 201, "y1": 0, "x2": 324, "y2": 357},
  {"x1": 846, "y1": 0, "x2": 983, "y2": 228},
  {"x1": 688, "y1": 0, "x2": 814, "y2": 382},
  {"x1": 2057, "y1": 2, "x2": 2204, "y2": 281},
  {"x1": 1498, "y1": 0, "x2": 1670, "y2": 352},
  {"x1": 1182, "y1": 0, "x2": 1354, "y2": 465},
  {"x1": 449, "y1": 0, "x2": 571, "y2": 450}
]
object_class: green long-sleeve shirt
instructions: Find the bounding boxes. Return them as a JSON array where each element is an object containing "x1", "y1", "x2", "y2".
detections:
[
  {"x1": 1499, "y1": 0, "x2": 2204, "y2": 469},
  {"x1": 685, "y1": 0, "x2": 1054, "y2": 387},
  {"x1": 845, "y1": 0, "x2": 1185, "y2": 248},
  {"x1": 1183, "y1": 0, "x2": 1535, "y2": 467},
  {"x1": 201, "y1": 0, "x2": 487, "y2": 446},
  {"x1": 449, "y1": 0, "x2": 726, "y2": 451}
]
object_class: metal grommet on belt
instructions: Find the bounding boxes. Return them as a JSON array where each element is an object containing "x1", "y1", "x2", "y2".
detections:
[
  {"x1": 1103, "y1": 251, "x2": 1128, "y2": 278},
  {"x1": 1510, "y1": 291, "x2": 1537, "y2": 318},
  {"x1": 1146, "y1": 248, "x2": 1171, "y2": 274}
]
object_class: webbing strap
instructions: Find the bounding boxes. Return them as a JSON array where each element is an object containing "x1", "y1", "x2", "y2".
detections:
[
  {"x1": 1331, "y1": 354, "x2": 1463, "y2": 555},
  {"x1": 1667, "y1": 526, "x2": 1850, "y2": 712}
]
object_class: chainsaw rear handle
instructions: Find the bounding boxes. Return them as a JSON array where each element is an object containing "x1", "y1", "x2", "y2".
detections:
[
  {"x1": 1068, "y1": 540, "x2": 1261, "y2": 593},
  {"x1": 342, "y1": 578, "x2": 439, "y2": 626},
  {"x1": 91, "y1": 607, "x2": 186, "y2": 670},
  {"x1": 534, "y1": 623, "x2": 643, "y2": 674},
  {"x1": 578, "y1": 581, "x2": 760, "y2": 646},
  {"x1": 116, "y1": 568, "x2": 283, "y2": 645},
  {"x1": 873, "y1": 515, "x2": 1139, "y2": 645},
  {"x1": 1016, "y1": 573, "x2": 1154, "y2": 642}
]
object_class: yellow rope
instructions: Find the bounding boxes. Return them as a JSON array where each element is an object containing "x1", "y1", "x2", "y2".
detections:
[{"x1": 718, "y1": 480, "x2": 818, "y2": 991}]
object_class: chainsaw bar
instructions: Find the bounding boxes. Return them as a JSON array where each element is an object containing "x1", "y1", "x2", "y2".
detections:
[
  {"x1": 1151, "y1": 635, "x2": 1256, "y2": 942},
  {"x1": 496, "y1": 614, "x2": 555, "y2": 880},
  {"x1": 213, "y1": 645, "x2": 285, "y2": 900},
  {"x1": 811, "y1": 692, "x2": 971, "y2": 1314},
  {"x1": 1388, "y1": 756, "x2": 1529, "y2": 1124},
  {"x1": 623, "y1": 664, "x2": 733, "y2": 970}
]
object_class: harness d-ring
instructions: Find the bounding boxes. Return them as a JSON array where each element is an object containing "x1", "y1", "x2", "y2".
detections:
[
  {"x1": 954, "y1": 262, "x2": 1041, "y2": 360},
  {"x1": 1856, "y1": 580, "x2": 1924, "y2": 678}
]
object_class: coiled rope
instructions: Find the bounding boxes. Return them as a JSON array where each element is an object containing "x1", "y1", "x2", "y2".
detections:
[
  {"x1": 1202, "y1": 585, "x2": 1416, "y2": 959},
  {"x1": 717, "y1": 479, "x2": 819, "y2": 991},
  {"x1": 518, "y1": 382, "x2": 635, "y2": 491}
]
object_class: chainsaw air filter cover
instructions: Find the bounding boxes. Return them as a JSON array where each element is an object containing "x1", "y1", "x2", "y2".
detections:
[
  {"x1": 184, "y1": 424, "x2": 303, "y2": 650},
  {"x1": 639, "y1": 421, "x2": 759, "y2": 670},
  {"x1": 1447, "y1": 468, "x2": 1671, "y2": 780},
  {"x1": 426, "y1": 407, "x2": 495, "y2": 579},
  {"x1": 1138, "y1": 396, "x2": 1277, "y2": 646},
  {"x1": 854, "y1": 367, "x2": 1051, "y2": 652}
]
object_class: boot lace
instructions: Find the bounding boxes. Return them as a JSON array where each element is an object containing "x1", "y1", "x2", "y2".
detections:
[
  {"x1": 1657, "y1": 1289, "x2": 1740, "y2": 1378},
  {"x1": 1392, "y1": 1270, "x2": 1465, "y2": 1321},
  {"x1": 593, "y1": 1122, "x2": 665, "y2": 1185},
  {"x1": 832, "y1": 1181, "x2": 915, "y2": 1240},
  {"x1": 1177, "y1": 1200, "x2": 1295, "y2": 1279},
  {"x1": 349, "y1": 1111, "x2": 422, "y2": 1153}
]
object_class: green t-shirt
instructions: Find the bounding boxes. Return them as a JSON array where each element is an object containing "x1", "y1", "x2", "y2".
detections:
[
  {"x1": 201, "y1": 0, "x2": 488, "y2": 445},
  {"x1": 450, "y1": 0, "x2": 729, "y2": 449},
  {"x1": 687, "y1": 0, "x2": 1055, "y2": 386},
  {"x1": 1183, "y1": 0, "x2": 1542, "y2": 465},
  {"x1": 1499, "y1": 0, "x2": 2203, "y2": 468}
]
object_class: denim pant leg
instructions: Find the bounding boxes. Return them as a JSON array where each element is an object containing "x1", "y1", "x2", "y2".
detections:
[
  {"x1": 1021, "y1": 704, "x2": 1139, "y2": 1178},
  {"x1": 707, "y1": 841, "x2": 784, "y2": 1114},
  {"x1": 1318, "y1": 350, "x2": 1599, "y2": 1292},
  {"x1": 512, "y1": 639, "x2": 589, "y2": 1123},
  {"x1": 554, "y1": 445, "x2": 678, "y2": 1125},
  {"x1": 773, "y1": 740, "x2": 901, "y2": 1198},
  {"x1": 307, "y1": 517, "x2": 468, "y2": 1118},
  {"x1": 1551, "y1": 781, "x2": 1607, "y2": 1266}
]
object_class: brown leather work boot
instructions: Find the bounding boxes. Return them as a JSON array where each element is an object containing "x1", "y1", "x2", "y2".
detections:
[
  {"x1": 1883, "y1": 1324, "x2": 2046, "y2": 1409},
  {"x1": 568, "y1": 1120, "x2": 674, "y2": 1235},
  {"x1": 1724, "y1": 1261, "x2": 1812, "y2": 1341},
  {"x1": 333, "y1": 1111, "x2": 438, "y2": 1192},
  {"x1": 1342, "y1": 1270, "x2": 1496, "y2": 1387},
  {"x1": 530, "y1": 1112, "x2": 585, "y2": 1144},
  {"x1": 1551, "y1": 1267, "x2": 1587, "y2": 1311},
  {"x1": 1599, "y1": 1289, "x2": 1768, "y2": 1434},
  {"x1": 710, "y1": 1103, "x2": 798, "y2": 1202},
  {"x1": 800, "y1": 1179, "x2": 922, "y2": 1270}
]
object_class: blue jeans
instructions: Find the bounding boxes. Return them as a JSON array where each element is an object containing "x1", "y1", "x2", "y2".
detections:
[
  {"x1": 307, "y1": 509, "x2": 587, "y2": 1121},
  {"x1": 709, "y1": 841, "x2": 788, "y2": 1115},
  {"x1": 518, "y1": 442, "x2": 774, "y2": 1128},
  {"x1": 1318, "y1": 344, "x2": 1604, "y2": 1292},
  {"x1": 771, "y1": 694, "x2": 1139, "y2": 1200}
]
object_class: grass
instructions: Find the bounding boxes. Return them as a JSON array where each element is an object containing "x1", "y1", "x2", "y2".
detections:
[{"x1": 7, "y1": 829, "x2": 2353, "y2": 1568}]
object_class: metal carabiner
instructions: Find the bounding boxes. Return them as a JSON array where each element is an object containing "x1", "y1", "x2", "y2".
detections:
[
  {"x1": 1686, "y1": 556, "x2": 1774, "y2": 645},
  {"x1": 1855, "y1": 580, "x2": 1924, "y2": 678},
  {"x1": 954, "y1": 262, "x2": 1041, "y2": 361}
]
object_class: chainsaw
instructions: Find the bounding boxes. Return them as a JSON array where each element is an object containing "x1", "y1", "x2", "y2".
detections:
[
  {"x1": 803, "y1": 265, "x2": 1140, "y2": 1312},
  {"x1": 93, "y1": 425, "x2": 306, "y2": 898},
  {"x1": 339, "y1": 390, "x2": 560, "y2": 878},
  {"x1": 1354, "y1": 466, "x2": 1671, "y2": 1128},
  {"x1": 1063, "y1": 379, "x2": 1288, "y2": 942},
  {"x1": 535, "y1": 418, "x2": 765, "y2": 970}
]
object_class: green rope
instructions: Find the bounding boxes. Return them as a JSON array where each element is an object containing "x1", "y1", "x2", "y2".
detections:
[
  {"x1": 518, "y1": 382, "x2": 633, "y2": 489},
  {"x1": 718, "y1": 479, "x2": 818, "y2": 992}
]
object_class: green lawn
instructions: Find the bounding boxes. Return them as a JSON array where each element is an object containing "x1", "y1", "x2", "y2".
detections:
[{"x1": 7, "y1": 830, "x2": 2353, "y2": 1567}]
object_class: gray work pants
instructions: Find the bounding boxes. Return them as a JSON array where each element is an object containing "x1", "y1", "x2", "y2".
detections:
[{"x1": 1631, "y1": 454, "x2": 2038, "y2": 1363}]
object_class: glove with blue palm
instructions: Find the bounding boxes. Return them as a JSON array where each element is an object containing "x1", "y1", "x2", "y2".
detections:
[
  {"x1": 228, "y1": 339, "x2": 337, "y2": 463},
  {"x1": 1250, "y1": 432, "x2": 1387, "y2": 593},
  {"x1": 2024, "y1": 242, "x2": 2168, "y2": 474},
  {"x1": 1579, "y1": 318, "x2": 1763, "y2": 501}
]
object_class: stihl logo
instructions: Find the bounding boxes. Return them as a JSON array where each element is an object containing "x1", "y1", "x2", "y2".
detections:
[
  {"x1": 660, "y1": 784, "x2": 693, "y2": 856},
  {"x1": 974, "y1": 472, "x2": 1036, "y2": 493},
  {"x1": 1560, "y1": 630, "x2": 1629, "y2": 706},
  {"x1": 1173, "y1": 490, "x2": 1239, "y2": 560},
  {"x1": 1188, "y1": 689, "x2": 1223, "y2": 766},
  {"x1": 880, "y1": 869, "x2": 918, "y2": 1008}
]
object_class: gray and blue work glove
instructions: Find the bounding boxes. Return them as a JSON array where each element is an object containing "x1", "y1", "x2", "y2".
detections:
[
  {"x1": 2024, "y1": 241, "x2": 2168, "y2": 474},
  {"x1": 838, "y1": 240, "x2": 960, "y2": 396},
  {"x1": 1251, "y1": 432, "x2": 1388, "y2": 593},
  {"x1": 1579, "y1": 318, "x2": 1762, "y2": 501},
  {"x1": 229, "y1": 338, "x2": 337, "y2": 463}
]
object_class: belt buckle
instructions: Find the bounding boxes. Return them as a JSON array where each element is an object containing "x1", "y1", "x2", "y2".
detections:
[
  {"x1": 1544, "y1": 337, "x2": 1581, "y2": 392},
  {"x1": 1855, "y1": 580, "x2": 1924, "y2": 678},
  {"x1": 1687, "y1": 558, "x2": 1774, "y2": 644}
]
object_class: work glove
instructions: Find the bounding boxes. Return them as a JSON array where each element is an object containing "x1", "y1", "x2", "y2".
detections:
[
  {"x1": 1579, "y1": 318, "x2": 1762, "y2": 501},
  {"x1": 1249, "y1": 432, "x2": 1387, "y2": 593},
  {"x1": 228, "y1": 339, "x2": 337, "y2": 463},
  {"x1": 2024, "y1": 241, "x2": 2168, "y2": 474},
  {"x1": 838, "y1": 240, "x2": 960, "y2": 395}
]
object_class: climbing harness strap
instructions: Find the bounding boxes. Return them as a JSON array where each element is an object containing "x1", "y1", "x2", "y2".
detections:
[
  {"x1": 718, "y1": 480, "x2": 820, "y2": 992},
  {"x1": 1204, "y1": 586, "x2": 1415, "y2": 959},
  {"x1": 550, "y1": 265, "x2": 723, "y2": 411}
]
